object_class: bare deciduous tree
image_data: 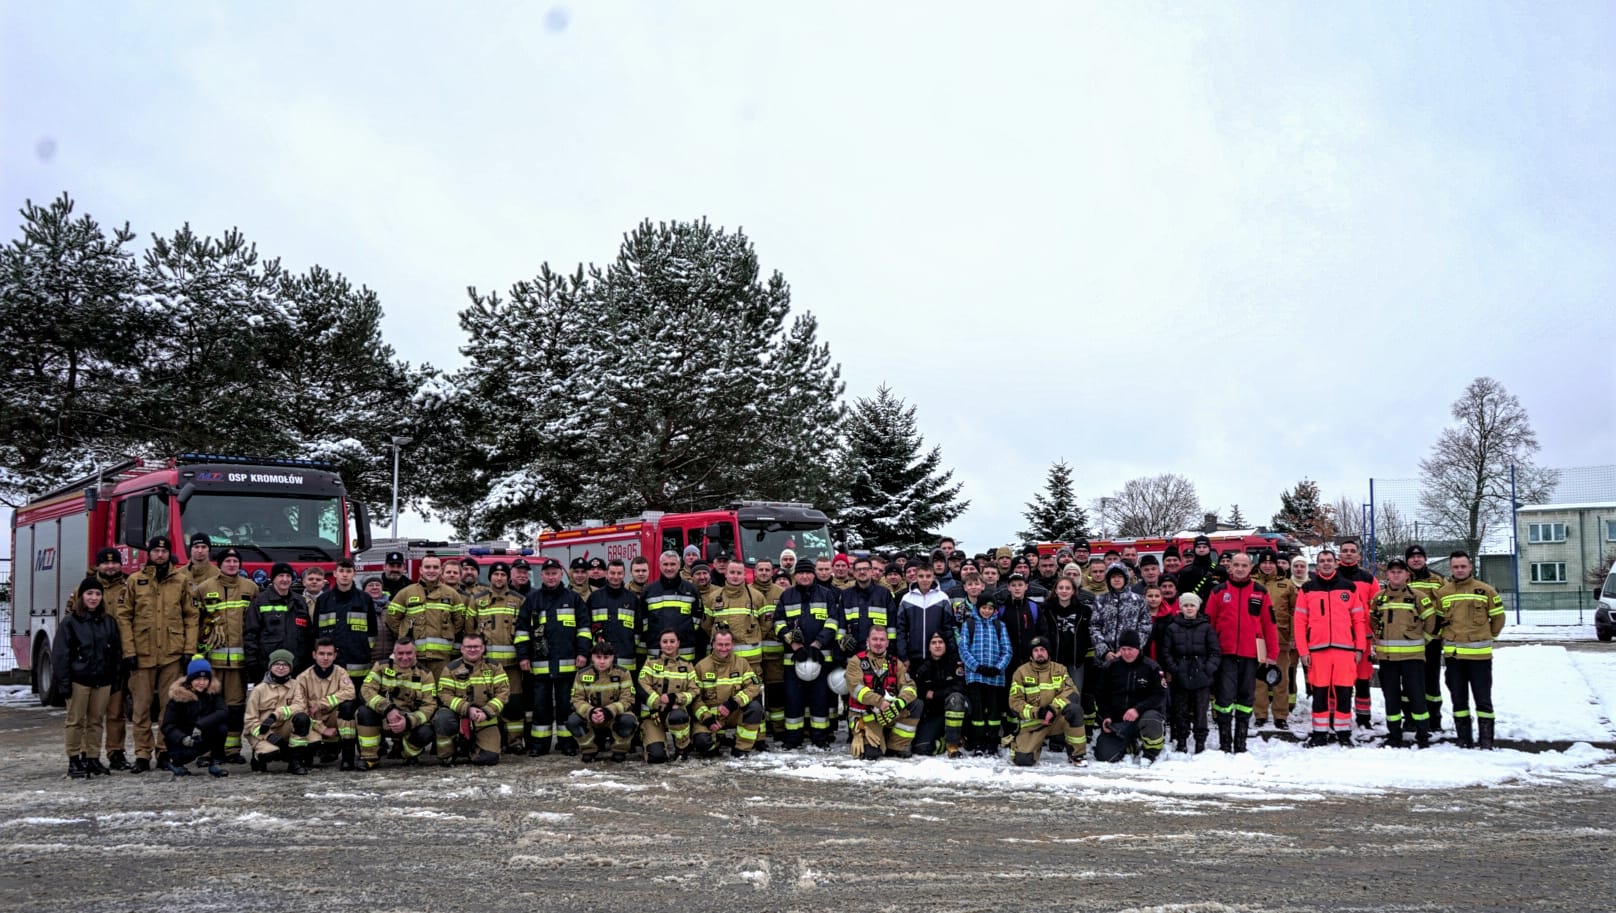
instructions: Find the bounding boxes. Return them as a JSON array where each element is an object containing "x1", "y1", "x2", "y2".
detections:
[
  {"x1": 1418, "y1": 377, "x2": 1558, "y2": 556},
  {"x1": 1108, "y1": 473, "x2": 1203, "y2": 537}
]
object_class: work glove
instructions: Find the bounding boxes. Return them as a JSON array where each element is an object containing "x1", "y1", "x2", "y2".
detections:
[
  {"x1": 720, "y1": 699, "x2": 740, "y2": 717},
  {"x1": 783, "y1": 629, "x2": 803, "y2": 647},
  {"x1": 975, "y1": 664, "x2": 998, "y2": 677},
  {"x1": 793, "y1": 647, "x2": 811, "y2": 665},
  {"x1": 532, "y1": 638, "x2": 550, "y2": 660},
  {"x1": 121, "y1": 656, "x2": 138, "y2": 676},
  {"x1": 181, "y1": 735, "x2": 196, "y2": 748},
  {"x1": 838, "y1": 633, "x2": 858, "y2": 654},
  {"x1": 263, "y1": 714, "x2": 278, "y2": 728}
]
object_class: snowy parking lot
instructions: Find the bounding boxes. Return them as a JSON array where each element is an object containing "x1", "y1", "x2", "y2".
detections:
[{"x1": 1, "y1": 643, "x2": 1612, "y2": 912}]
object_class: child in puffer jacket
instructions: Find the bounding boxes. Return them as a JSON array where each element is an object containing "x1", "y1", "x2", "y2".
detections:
[
  {"x1": 1159, "y1": 593, "x2": 1221, "y2": 756},
  {"x1": 956, "y1": 594, "x2": 1011, "y2": 756}
]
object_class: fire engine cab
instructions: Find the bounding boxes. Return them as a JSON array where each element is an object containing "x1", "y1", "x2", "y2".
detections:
[
  {"x1": 9, "y1": 454, "x2": 372, "y2": 704},
  {"x1": 539, "y1": 501, "x2": 833, "y2": 570}
]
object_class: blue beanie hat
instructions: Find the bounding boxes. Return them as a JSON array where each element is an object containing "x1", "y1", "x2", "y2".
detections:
[{"x1": 186, "y1": 658, "x2": 214, "y2": 680}]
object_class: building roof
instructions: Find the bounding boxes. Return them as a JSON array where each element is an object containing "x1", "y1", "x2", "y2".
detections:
[{"x1": 1515, "y1": 502, "x2": 1616, "y2": 513}]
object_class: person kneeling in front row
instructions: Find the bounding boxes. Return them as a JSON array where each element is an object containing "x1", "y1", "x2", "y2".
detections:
[
  {"x1": 1093, "y1": 630, "x2": 1168, "y2": 764},
  {"x1": 160, "y1": 659, "x2": 229, "y2": 778},
  {"x1": 566, "y1": 641, "x2": 638, "y2": 762}
]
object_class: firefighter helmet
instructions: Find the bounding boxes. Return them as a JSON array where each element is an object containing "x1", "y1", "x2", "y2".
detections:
[{"x1": 794, "y1": 658, "x2": 822, "y2": 682}]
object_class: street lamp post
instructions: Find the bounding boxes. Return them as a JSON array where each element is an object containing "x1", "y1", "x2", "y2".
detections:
[{"x1": 389, "y1": 435, "x2": 414, "y2": 540}]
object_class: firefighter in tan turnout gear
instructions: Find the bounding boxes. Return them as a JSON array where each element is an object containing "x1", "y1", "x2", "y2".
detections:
[
  {"x1": 844, "y1": 627, "x2": 921, "y2": 761},
  {"x1": 1007, "y1": 636, "x2": 1086, "y2": 766},
  {"x1": 638, "y1": 630, "x2": 699, "y2": 763},
  {"x1": 465, "y1": 562, "x2": 527, "y2": 752},
  {"x1": 292, "y1": 638, "x2": 359, "y2": 769},
  {"x1": 567, "y1": 641, "x2": 638, "y2": 762},
  {"x1": 692, "y1": 628, "x2": 765, "y2": 758},
  {"x1": 244, "y1": 650, "x2": 306, "y2": 774},
  {"x1": 356, "y1": 639, "x2": 443, "y2": 768},
  {"x1": 387, "y1": 555, "x2": 464, "y2": 679},
  {"x1": 435, "y1": 632, "x2": 511, "y2": 766},
  {"x1": 195, "y1": 547, "x2": 257, "y2": 762},
  {"x1": 119, "y1": 536, "x2": 198, "y2": 773}
]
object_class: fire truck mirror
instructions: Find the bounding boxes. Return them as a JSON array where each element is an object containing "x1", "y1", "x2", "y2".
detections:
[
  {"x1": 176, "y1": 482, "x2": 196, "y2": 505},
  {"x1": 352, "y1": 502, "x2": 373, "y2": 553},
  {"x1": 120, "y1": 499, "x2": 146, "y2": 546},
  {"x1": 83, "y1": 487, "x2": 99, "y2": 512}
]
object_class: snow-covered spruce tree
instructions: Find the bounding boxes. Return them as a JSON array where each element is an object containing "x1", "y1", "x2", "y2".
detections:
[
  {"x1": 1018, "y1": 459, "x2": 1089, "y2": 544},
  {"x1": 837, "y1": 385, "x2": 967, "y2": 551},
  {"x1": 136, "y1": 224, "x2": 291, "y2": 456},
  {"x1": 0, "y1": 194, "x2": 146, "y2": 505}
]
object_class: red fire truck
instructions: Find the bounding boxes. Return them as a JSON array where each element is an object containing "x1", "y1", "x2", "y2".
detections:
[
  {"x1": 538, "y1": 501, "x2": 833, "y2": 570},
  {"x1": 9, "y1": 454, "x2": 373, "y2": 704}
]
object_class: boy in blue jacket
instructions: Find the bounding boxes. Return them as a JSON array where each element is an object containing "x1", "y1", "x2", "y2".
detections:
[{"x1": 956, "y1": 586, "x2": 1011, "y2": 756}]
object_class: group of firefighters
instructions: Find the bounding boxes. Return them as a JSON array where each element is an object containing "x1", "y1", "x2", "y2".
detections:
[{"x1": 48, "y1": 530, "x2": 1505, "y2": 779}]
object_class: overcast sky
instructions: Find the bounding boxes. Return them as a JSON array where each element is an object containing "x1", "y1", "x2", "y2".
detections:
[{"x1": 3, "y1": 3, "x2": 1614, "y2": 554}]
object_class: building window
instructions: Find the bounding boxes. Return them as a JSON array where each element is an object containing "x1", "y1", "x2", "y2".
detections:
[
  {"x1": 1606, "y1": 519, "x2": 1616, "y2": 542},
  {"x1": 1529, "y1": 562, "x2": 1567, "y2": 584},
  {"x1": 1527, "y1": 522, "x2": 1567, "y2": 544}
]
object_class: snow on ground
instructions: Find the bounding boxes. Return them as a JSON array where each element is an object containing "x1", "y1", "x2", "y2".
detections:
[
  {"x1": 752, "y1": 645, "x2": 1616, "y2": 803},
  {"x1": 1498, "y1": 623, "x2": 1598, "y2": 641}
]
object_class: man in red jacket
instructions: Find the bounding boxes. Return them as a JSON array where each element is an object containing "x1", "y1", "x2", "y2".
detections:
[
  {"x1": 1205, "y1": 553, "x2": 1277, "y2": 753},
  {"x1": 1294, "y1": 550, "x2": 1369, "y2": 748},
  {"x1": 1337, "y1": 539, "x2": 1380, "y2": 728}
]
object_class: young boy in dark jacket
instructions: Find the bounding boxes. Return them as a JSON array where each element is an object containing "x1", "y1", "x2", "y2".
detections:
[
  {"x1": 1159, "y1": 593, "x2": 1221, "y2": 755},
  {"x1": 161, "y1": 659, "x2": 230, "y2": 778},
  {"x1": 53, "y1": 577, "x2": 122, "y2": 778},
  {"x1": 910, "y1": 632, "x2": 968, "y2": 757}
]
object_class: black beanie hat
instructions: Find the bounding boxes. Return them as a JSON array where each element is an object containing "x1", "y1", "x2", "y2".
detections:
[{"x1": 76, "y1": 577, "x2": 104, "y2": 601}]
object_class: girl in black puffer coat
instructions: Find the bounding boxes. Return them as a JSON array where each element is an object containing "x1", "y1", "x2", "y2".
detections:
[{"x1": 1159, "y1": 593, "x2": 1221, "y2": 754}]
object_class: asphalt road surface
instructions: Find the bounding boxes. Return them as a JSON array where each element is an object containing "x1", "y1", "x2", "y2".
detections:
[{"x1": 1, "y1": 699, "x2": 1613, "y2": 913}]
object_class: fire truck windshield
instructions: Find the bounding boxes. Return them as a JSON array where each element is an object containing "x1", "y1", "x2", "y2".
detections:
[
  {"x1": 182, "y1": 493, "x2": 344, "y2": 557},
  {"x1": 742, "y1": 522, "x2": 833, "y2": 563}
]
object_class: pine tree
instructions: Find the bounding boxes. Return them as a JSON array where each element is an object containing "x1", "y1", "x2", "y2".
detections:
[
  {"x1": 1271, "y1": 478, "x2": 1335, "y2": 545},
  {"x1": 837, "y1": 385, "x2": 968, "y2": 551},
  {"x1": 0, "y1": 194, "x2": 145, "y2": 505},
  {"x1": 433, "y1": 220, "x2": 846, "y2": 539},
  {"x1": 1018, "y1": 459, "x2": 1089, "y2": 543},
  {"x1": 1226, "y1": 504, "x2": 1247, "y2": 527}
]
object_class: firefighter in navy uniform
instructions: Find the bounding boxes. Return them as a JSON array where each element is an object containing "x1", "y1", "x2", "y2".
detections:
[
  {"x1": 643, "y1": 551, "x2": 704, "y2": 662},
  {"x1": 244, "y1": 563, "x2": 311, "y2": 684},
  {"x1": 435, "y1": 632, "x2": 511, "y2": 766},
  {"x1": 639, "y1": 630, "x2": 699, "y2": 762},
  {"x1": 585, "y1": 559, "x2": 644, "y2": 683},
  {"x1": 466, "y1": 562, "x2": 528, "y2": 752},
  {"x1": 1435, "y1": 551, "x2": 1506, "y2": 749},
  {"x1": 517, "y1": 558, "x2": 588, "y2": 756},
  {"x1": 1371, "y1": 558, "x2": 1438, "y2": 748},
  {"x1": 567, "y1": 641, "x2": 638, "y2": 762},
  {"x1": 1404, "y1": 545, "x2": 1447, "y2": 731},
  {"x1": 314, "y1": 559, "x2": 378, "y2": 691},
  {"x1": 775, "y1": 562, "x2": 843, "y2": 749}
]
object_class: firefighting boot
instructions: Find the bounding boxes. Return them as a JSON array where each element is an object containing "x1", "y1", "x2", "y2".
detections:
[
  {"x1": 1385, "y1": 721, "x2": 1405, "y2": 748},
  {"x1": 107, "y1": 750, "x2": 131, "y2": 771},
  {"x1": 1356, "y1": 713, "x2": 1372, "y2": 730},
  {"x1": 286, "y1": 747, "x2": 310, "y2": 776},
  {"x1": 1305, "y1": 732, "x2": 1329, "y2": 749},
  {"x1": 1334, "y1": 730, "x2": 1353, "y2": 748},
  {"x1": 339, "y1": 740, "x2": 356, "y2": 771},
  {"x1": 85, "y1": 756, "x2": 110, "y2": 776},
  {"x1": 69, "y1": 756, "x2": 88, "y2": 779},
  {"x1": 1454, "y1": 717, "x2": 1475, "y2": 748},
  {"x1": 1233, "y1": 712, "x2": 1251, "y2": 754},
  {"x1": 1414, "y1": 720, "x2": 1431, "y2": 749},
  {"x1": 1216, "y1": 715, "x2": 1233, "y2": 753},
  {"x1": 1477, "y1": 718, "x2": 1495, "y2": 751}
]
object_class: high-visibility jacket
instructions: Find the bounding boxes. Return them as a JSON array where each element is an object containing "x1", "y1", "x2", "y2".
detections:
[
  {"x1": 585, "y1": 585, "x2": 644, "y2": 670},
  {"x1": 1293, "y1": 571, "x2": 1368, "y2": 658},
  {"x1": 638, "y1": 653, "x2": 699, "y2": 713},
  {"x1": 1370, "y1": 583, "x2": 1438, "y2": 661},
  {"x1": 572, "y1": 665, "x2": 636, "y2": 719},
  {"x1": 197, "y1": 572, "x2": 257, "y2": 668},
  {"x1": 516, "y1": 584, "x2": 587, "y2": 677},
  {"x1": 244, "y1": 587, "x2": 311, "y2": 678},
  {"x1": 467, "y1": 585, "x2": 525, "y2": 667},
  {"x1": 122, "y1": 561, "x2": 198, "y2": 668},
  {"x1": 293, "y1": 663, "x2": 357, "y2": 719},
  {"x1": 1007, "y1": 660, "x2": 1078, "y2": 725},
  {"x1": 245, "y1": 675, "x2": 302, "y2": 739},
  {"x1": 314, "y1": 585, "x2": 377, "y2": 682},
  {"x1": 641, "y1": 576, "x2": 703, "y2": 658},
  {"x1": 774, "y1": 582, "x2": 841, "y2": 666},
  {"x1": 360, "y1": 660, "x2": 439, "y2": 727},
  {"x1": 1435, "y1": 577, "x2": 1505, "y2": 660},
  {"x1": 1338, "y1": 564, "x2": 1381, "y2": 617},
  {"x1": 693, "y1": 652, "x2": 762, "y2": 722},
  {"x1": 843, "y1": 652, "x2": 914, "y2": 715},
  {"x1": 387, "y1": 580, "x2": 463, "y2": 663},
  {"x1": 438, "y1": 657, "x2": 510, "y2": 724},
  {"x1": 1408, "y1": 567, "x2": 1446, "y2": 612},
  {"x1": 1205, "y1": 577, "x2": 1278, "y2": 660},
  {"x1": 703, "y1": 584, "x2": 769, "y2": 665}
]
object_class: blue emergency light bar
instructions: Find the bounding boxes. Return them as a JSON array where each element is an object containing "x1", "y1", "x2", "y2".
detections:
[
  {"x1": 178, "y1": 453, "x2": 336, "y2": 470},
  {"x1": 466, "y1": 547, "x2": 536, "y2": 556}
]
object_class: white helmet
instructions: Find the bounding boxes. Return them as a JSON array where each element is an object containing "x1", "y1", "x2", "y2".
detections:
[
  {"x1": 826, "y1": 670, "x2": 849, "y2": 696},
  {"x1": 794, "y1": 658, "x2": 822, "y2": 682}
]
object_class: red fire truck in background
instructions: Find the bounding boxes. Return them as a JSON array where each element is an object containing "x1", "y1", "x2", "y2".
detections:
[
  {"x1": 539, "y1": 501, "x2": 834, "y2": 570},
  {"x1": 9, "y1": 454, "x2": 372, "y2": 705}
]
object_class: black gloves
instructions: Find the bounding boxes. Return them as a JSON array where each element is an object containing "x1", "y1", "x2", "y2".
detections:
[
  {"x1": 976, "y1": 664, "x2": 998, "y2": 677},
  {"x1": 532, "y1": 638, "x2": 550, "y2": 660},
  {"x1": 838, "y1": 633, "x2": 858, "y2": 654},
  {"x1": 121, "y1": 656, "x2": 138, "y2": 675}
]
